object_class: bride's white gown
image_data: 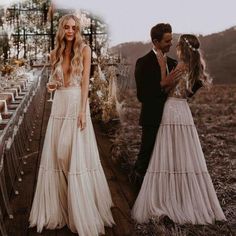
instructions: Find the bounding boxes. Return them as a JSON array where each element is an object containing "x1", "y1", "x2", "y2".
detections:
[
  {"x1": 29, "y1": 51, "x2": 114, "y2": 235},
  {"x1": 132, "y1": 72, "x2": 226, "y2": 225}
]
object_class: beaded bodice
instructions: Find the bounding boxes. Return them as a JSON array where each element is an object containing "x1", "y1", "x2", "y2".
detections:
[
  {"x1": 168, "y1": 71, "x2": 192, "y2": 99},
  {"x1": 53, "y1": 65, "x2": 82, "y2": 88}
]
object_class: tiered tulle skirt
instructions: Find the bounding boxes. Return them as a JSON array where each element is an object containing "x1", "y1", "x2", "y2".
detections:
[
  {"x1": 132, "y1": 97, "x2": 226, "y2": 224},
  {"x1": 29, "y1": 87, "x2": 114, "y2": 235}
]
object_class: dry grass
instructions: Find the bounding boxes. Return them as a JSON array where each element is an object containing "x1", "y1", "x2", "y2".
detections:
[{"x1": 109, "y1": 85, "x2": 236, "y2": 236}]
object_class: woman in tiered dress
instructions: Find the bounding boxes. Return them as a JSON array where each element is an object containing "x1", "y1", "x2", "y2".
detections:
[
  {"x1": 29, "y1": 14, "x2": 114, "y2": 236},
  {"x1": 132, "y1": 34, "x2": 226, "y2": 225}
]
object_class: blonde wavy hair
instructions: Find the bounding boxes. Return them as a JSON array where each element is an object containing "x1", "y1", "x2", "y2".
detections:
[
  {"x1": 178, "y1": 34, "x2": 212, "y2": 90},
  {"x1": 51, "y1": 14, "x2": 83, "y2": 77}
]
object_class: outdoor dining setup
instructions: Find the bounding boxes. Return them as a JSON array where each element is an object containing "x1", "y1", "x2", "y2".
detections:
[{"x1": 0, "y1": 61, "x2": 47, "y2": 235}]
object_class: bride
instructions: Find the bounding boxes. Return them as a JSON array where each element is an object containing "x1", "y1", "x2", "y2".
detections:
[
  {"x1": 29, "y1": 14, "x2": 114, "y2": 235},
  {"x1": 132, "y1": 34, "x2": 226, "y2": 225}
]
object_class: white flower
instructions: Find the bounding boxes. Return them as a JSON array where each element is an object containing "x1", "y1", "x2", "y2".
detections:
[{"x1": 96, "y1": 90, "x2": 103, "y2": 98}]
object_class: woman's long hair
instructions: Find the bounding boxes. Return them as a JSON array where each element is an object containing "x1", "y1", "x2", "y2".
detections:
[
  {"x1": 178, "y1": 34, "x2": 211, "y2": 90},
  {"x1": 51, "y1": 14, "x2": 83, "y2": 77}
]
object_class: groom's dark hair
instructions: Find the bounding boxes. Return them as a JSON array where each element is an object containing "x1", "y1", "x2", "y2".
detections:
[{"x1": 151, "y1": 23, "x2": 172, "y2": 43}]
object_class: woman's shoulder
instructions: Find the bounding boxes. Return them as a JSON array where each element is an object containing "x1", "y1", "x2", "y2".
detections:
[
  {"x1": 81, "y1": 43, "x2": 91, "y2": 51},
  {"x1": 81, "y1": 43, "x2": 91, "y2": 57},
  {"x1": 50, "y1": 49, "x2": 56, "y2": 62}
]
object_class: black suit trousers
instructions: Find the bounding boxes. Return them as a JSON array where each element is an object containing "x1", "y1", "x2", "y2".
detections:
[{"x1": 134, "y1": 125, "x2": 159, "y2": 176}]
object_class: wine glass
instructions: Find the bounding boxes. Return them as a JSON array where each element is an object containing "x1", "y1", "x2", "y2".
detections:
[{"x1": 47, "y1": 82, "x2": 57, "y2": 102}]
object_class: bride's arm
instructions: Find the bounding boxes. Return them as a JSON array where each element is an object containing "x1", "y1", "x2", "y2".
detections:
[
  {"x1": 155, "y1": 50, "x2": 181, "y2": 91},
  {"x1": 78, "y1": 45, "x2": 91, "y2": 130},
  {"x1": 155, "y1": 49, "x2": 167, "y2": 82}
]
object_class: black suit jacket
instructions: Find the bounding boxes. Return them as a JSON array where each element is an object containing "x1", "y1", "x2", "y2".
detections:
[{"x1": 135, "y1": 50, "x2": 177, "y2": 126}]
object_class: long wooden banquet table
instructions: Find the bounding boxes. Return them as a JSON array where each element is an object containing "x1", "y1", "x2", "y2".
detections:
[
  {"x1": 0, "y1": 69, "x2": 39, "y2": 131},
  {"x1": 0, "y1": 66, "x2": 47, "y2": 235}
]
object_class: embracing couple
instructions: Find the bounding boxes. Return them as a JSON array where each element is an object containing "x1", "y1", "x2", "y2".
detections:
[{"x1": 131, "y1": 23, "x2": 226, "y2": 225}]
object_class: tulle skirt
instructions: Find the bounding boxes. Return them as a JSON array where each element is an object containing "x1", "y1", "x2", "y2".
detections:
[
  {"x1": 132, "y1": 97, "x2": 226, "y2": 224},
  {"x1": 29, "y1": 87, "x2": 114, "y2": 235}
]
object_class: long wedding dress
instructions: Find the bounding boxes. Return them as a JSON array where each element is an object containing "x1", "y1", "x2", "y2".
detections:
[
  {"x1": 29, "y1": 46, "x2": 114, "y2": 235},
  {"x1": 132, "y1": 72, "x2": 226, "y2": 225}
]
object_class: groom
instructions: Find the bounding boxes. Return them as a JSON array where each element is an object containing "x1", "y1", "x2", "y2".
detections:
[{"x1": 132, "y1": 23, "x2": 180, "y2": 187}]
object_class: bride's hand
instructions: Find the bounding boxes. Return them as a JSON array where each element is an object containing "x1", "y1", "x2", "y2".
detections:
[
  {"x1": 169, "y1": 67, "x2": 183, "y2": 81},
  {"x1": 160, "y1": 68, "x2": 183, "y2": 88},
  {"x1": 156, "y1": 49, "x2": 166, "y2": 68},
  {"x1": 77, "y1": 112, "x2": 86, "y2": 130}
]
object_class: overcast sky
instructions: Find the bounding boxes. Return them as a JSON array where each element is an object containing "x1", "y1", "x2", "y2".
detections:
[
  {"x1": 1, "y1": 0, "x2": 236, "y2": 46},
  {"x1": 54, "y1": 0, "x2": 236, "y2": 45}
]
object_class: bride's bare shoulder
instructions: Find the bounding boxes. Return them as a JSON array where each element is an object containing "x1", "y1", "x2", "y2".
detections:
[
  {"x1": 81, "y1": 44, "x2": 91, "y2": 53},
  {"x1": 81, "y1": 44, "x2": 91, "y2": 60},
  {"x1": 50, "y1": 49, "x2": 56, "y2": 62}
]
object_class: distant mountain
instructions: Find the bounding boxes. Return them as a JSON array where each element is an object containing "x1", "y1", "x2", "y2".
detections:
[{"x1": 110, "y1": 27, "x2": 236, "y2": 85}]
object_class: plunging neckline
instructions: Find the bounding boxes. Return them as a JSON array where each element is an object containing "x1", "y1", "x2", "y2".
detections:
[
  {"x1": 55, "y1": 65, "x2": 81, "y2": 88},
  {"x1": 57, "y1": 65, "x2": 72, "y2": 87},
  {"x1": 54, "y1": 43, "x2": 86, "y2": 88}
]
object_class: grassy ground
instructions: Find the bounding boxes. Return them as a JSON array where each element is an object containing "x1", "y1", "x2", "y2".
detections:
[{"x1": 110, "y1": 85, "x2": 236, "y2": 236}]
